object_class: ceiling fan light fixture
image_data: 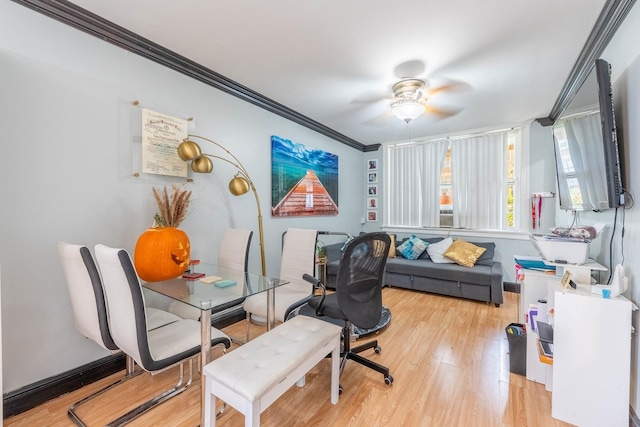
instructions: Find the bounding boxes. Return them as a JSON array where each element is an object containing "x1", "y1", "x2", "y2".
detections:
[
  {"x1": 391, "y1": 100, "x2": 425, "y2": 123},
  {"x1": 392, "y1": 79, "x2": 426, "y2": 98}
]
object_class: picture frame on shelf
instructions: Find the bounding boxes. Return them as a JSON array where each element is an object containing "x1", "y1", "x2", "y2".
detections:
[{"x1": 561, "y1": 270, "x2": 573, "y2": 289}]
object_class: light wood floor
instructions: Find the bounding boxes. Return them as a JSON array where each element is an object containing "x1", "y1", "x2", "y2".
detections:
[{"x1": 5, "y1": 289, "x2": 571, "y2": 427}]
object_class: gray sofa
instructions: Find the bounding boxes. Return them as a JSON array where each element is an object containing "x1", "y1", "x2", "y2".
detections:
[{"x1": 323, "y1": 236, "x2": 504, "y2": 307}]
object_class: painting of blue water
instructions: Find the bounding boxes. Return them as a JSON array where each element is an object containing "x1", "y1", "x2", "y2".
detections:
[{"x1": 271, "y1": 135, "x2": 339, "y2": 216}]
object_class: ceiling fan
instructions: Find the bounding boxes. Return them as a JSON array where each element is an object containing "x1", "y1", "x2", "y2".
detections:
[{"x1": 354, "y1": 74, "x2": 467, "y2": 127}]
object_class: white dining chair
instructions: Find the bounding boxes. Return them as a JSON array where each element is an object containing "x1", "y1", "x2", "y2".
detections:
[
  {"x1": 57, "y1": 242, "x2": 183, "y2": 426},
  {"x1": 242, "y1": 228, "x2": 318, "y2": 339},
  {"x1": 94, "y1": 244, "x2": 231, "y2": 426}
]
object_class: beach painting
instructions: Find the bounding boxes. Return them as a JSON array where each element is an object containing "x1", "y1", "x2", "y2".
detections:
[{"x1": 271, "y1": 135, "x2": 339, "y2": 216}]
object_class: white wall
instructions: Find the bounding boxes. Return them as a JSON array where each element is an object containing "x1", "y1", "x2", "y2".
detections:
[{"x1": 0, "y1": 2, "x2": 365, "y2": 392}]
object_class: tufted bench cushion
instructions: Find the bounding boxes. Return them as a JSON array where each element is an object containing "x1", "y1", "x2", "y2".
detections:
[{"x1": 203, "y1": 315, "x2": 342, "y2": 426}]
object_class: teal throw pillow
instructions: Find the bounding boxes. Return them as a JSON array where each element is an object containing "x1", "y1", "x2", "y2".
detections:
[
  {"x1": 340, "y1": 236, "x2": 355, "y2": 252},
  {"x1": 396, "y1": 235, "x2": 428, "y2": 260}
]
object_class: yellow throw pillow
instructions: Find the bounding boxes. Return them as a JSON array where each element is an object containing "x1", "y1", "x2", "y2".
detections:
[
  {"x1": 444, "y1": 239, "x2": 486, "y2": 267},
  {"x1": 388, "y1": 234, "x2": 396, "y2": 258}
]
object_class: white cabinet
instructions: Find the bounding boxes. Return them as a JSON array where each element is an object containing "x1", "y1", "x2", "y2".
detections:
[
  {"x1": 551, "y1": 283, "x2": 633, "y2": 427},
  {"x1": 519, "y1": 268, "x2": 556, "y2": 386}
]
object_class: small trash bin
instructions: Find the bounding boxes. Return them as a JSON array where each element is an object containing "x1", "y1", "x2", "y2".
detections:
[{"x1": 506, "y1": 323, "x2": 526, "y2": 376}]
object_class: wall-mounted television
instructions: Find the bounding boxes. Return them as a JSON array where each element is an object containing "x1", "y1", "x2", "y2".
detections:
[{"x1": 552, "y1": 58, "x2": 624, "y2": 211}]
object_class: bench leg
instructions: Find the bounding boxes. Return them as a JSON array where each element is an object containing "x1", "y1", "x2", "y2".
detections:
[
  {"x1": 331, "y1": 336, "x2": 340, "y2": 404},
  {"x1": 296, "y1": 375, "x2": 306, "y2": 387},
  {"x1": 245, "y1": 401, "x2": 260, "y2": 427},
  {"x1": 204, "y1": 376, "x2": 216, "y2": 427}
]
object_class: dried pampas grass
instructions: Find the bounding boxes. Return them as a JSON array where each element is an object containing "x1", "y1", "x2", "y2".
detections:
[{"x1": 152, "y1": 185, "x2": 192, "y2": 228}]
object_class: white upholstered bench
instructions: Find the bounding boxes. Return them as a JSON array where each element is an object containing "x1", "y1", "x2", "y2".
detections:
[{"x1": 203, "y1": 315, "x2": 342, "y2": 427}]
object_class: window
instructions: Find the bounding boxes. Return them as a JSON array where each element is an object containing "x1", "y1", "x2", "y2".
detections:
[{"x1": 386, "y1": 128, "x2": 522, "y2": 231}]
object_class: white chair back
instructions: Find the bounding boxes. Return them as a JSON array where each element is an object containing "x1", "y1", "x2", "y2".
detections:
[
  {"x1": 57, "y1": 242, "x2": 118, "y2": 351},
  {"x1": 218, "y1": 228, "x2": 253, "y2": 271},
  {"x1": 168, "y1": 228, "x2": 252, "y2": 320},
  {"x1": 279, "y1": 228, "x2": 318, "y2": 294},
  {"x1": 94, "y1": 244, "x2": 147, "y2": 366}
]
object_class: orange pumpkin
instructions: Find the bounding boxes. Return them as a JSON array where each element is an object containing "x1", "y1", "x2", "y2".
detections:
[{"x1": 134, "y1": 227, "x2": 190, "y2": 282}]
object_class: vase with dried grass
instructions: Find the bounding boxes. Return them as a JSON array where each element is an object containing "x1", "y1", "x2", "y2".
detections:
[{"x1": 134, "y1": 185, "x2": 192, "y2": 282}]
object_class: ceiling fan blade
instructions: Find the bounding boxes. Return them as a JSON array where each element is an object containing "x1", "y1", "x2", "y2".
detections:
[
  {"x1": 425, "y1": 79, "x2": 472, "y2": 97},
  {"x1": 424, "y1": 104, "x2": 463, "y2": 118},
  {"x1": 393, "y1": 60, "x2": 426, "y2": 79}
]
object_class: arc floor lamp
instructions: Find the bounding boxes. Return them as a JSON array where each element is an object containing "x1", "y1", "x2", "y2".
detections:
[{"x1": 177, "y1": 135, "x2": 266, "y2": 276}]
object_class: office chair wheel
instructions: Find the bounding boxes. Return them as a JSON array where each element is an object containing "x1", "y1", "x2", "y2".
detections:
[
  {"x1": 374, "y1": 345, "x2": 382, "y2": 354},
  {"x1": 339, "y1": 385, "x2": 344, "y2": 395},
  {"x1": 384, "y1": 375, "x2": 394, "y2": 385}
]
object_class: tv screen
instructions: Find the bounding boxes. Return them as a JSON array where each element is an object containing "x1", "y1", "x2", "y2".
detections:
[{"x1": 552, "y1": 59, "x2": 624, "y2": 211}]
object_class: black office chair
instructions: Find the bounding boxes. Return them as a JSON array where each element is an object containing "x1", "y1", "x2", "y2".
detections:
[{"x1": 302, "y1": 232, "x2": 393, "y2": 391}]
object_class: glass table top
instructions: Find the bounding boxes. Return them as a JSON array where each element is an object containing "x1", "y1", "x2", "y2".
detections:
[{"x1": 142, "y1": 263, "x2": 288, "y2": 311}]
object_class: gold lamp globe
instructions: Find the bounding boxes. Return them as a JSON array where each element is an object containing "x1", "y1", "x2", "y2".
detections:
[
  {"x1": 229, "y1": 176, "x2": 250, "y2": 196},
  {"x1": 177, "y1": 139, "x2": 202, "y2": 161},
  {"x1": 191, "y1": 156, "x2": 214, "y2": 173}
]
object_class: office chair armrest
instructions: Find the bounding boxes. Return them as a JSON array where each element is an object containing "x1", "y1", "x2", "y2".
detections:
[{"x1": 303, "y1": 273, "x2": 326, "y2": 316}]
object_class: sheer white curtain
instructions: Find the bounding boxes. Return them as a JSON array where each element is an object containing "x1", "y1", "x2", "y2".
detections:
[
  {"x1": 450, "y1": 132, "x2": 508, "y2": 229},
  {"x1": 387, "y1": 140, "x2": 448, "y2": 227}
]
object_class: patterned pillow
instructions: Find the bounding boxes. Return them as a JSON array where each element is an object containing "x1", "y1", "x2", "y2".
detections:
[
  {"x1": 444, "y1": 239, "x2": 487, "y2": 267},
  {"x1": 396, "y1": 235, "x2": 428, "y2": 260}
]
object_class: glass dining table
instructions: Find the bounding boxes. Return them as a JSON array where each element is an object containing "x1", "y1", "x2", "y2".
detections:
[{"x1": 141, "y1": 263, "x2": 288, "y2": 425}]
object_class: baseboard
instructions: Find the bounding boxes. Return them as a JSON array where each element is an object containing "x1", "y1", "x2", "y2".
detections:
[
  {"x1": 212, "y1": 306, "x2": 246, "y2": 329},
  {"x1": 3, "y1": 353, "x2": 126, "y2": 418},
  {"x1": 3, "y1": 309, "x2": 245, "y2": 418},
  {"x1": 503, "y1": 281, "x2": 520, "y2": 293}
]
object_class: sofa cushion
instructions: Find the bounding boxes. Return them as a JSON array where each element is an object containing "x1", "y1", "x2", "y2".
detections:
[
  {"x1": 418, "y1": 237, "x2": 445, "y2": 259},
  {"x1": 473, "y1": 242, "x2": 496, "y2": 266},
  {"x1": 396, "y1": 235, "x2": 428, "y2": 260},
  {"x1": 385, "y1": 257, "x2": 495, "y2": 285},
  {"x1": 323, "y1": 242, "x2": 344, "y2": 261},
  {"x1": 426, "y1": 237, "x2": 454, "y2": 263},
  {"x1": 444, "y1": 239, "x2": 487, "y2": 267}
]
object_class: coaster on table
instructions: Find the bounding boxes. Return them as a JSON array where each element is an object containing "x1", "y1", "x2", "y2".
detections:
[{"x1": 214, "y1": 279, "x2": 236, "y2": 288}]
